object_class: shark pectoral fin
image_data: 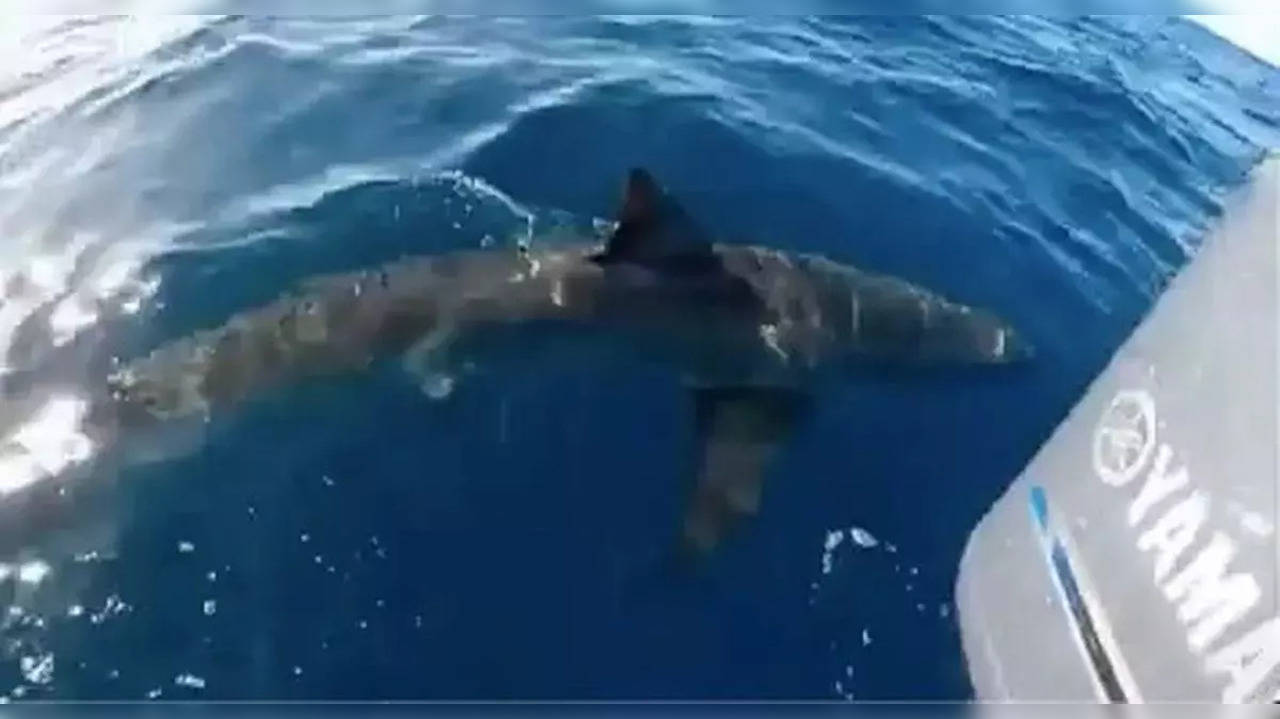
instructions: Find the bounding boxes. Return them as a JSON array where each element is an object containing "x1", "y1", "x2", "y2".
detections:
[
  {"x1": 403, "y1": 323, "x2": 458, "y2": 400},
  {"x1": 680, "y1": 385, "x2": 809, "y2": 558}
]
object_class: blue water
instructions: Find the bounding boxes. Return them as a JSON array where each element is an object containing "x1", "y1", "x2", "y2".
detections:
[{"x1": 0, "y1": 16, "x2": 1276, "y2": 700}]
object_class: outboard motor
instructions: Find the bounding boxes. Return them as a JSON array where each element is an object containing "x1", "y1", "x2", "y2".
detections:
[{"x1": 956, "y1": 154, "x2": 1279, "y2": 703}]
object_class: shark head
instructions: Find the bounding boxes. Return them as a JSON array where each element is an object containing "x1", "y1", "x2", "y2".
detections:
[
  {"x1": 777, "y1": 252, "x2": 1034, "y2": 370},
  {"x1": 909, "y1": 302, "x2": 1034, "y2": 364}
]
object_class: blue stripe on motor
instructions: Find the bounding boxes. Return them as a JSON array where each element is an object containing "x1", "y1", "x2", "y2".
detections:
[
  {"x1": 1029, "y1": 484, "x2": 1050, "y2": 530},
  {"x1": 1028, "y1": 484, "x2": 1128, "y2": 703}
]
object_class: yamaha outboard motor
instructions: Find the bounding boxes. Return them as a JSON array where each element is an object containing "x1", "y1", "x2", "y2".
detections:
[{"x1": 957, "y1": 154, "x2": 1279, "y2": 703}]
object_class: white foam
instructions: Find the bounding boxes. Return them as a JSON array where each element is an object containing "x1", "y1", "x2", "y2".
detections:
[
  {"x1": 848, "y1": 526, "x2": 879, "y2": 548},
  {"x1": 0, "y1": 18, "x2": 194, "y2": 384},
  {"x1": 439, "y1": 169, "x2": 535, "y2": 240},
  {"x1": 49, "y1": 295, "x2": 99, "y2": 347},
  {"x1": 0, "y1": 238, "x2": 91, "y2": 369},
  {"x1": 88, "y1": 594, "x2": 130, "y2": 625},
  {"x1": 0, "y1": 227, "x2": 159, "y2": 381},
  {"x1": 820, "y1": 528, "x2": 845, "y2": 574},
  {"x1": 0, "y1": 395, "x2": 94, "y2": 495},
  {"x1": 19, "y1": 653, "x2": 53, "y2": 685},
  {"x1": 0, "y1": 16, "x2": 213, "y2": 147},
  {"x1": 228, "y1": 163, "x2": 399, "y2": 223},
  {"x1": 0, "y1": 240, "x2": 158, "y2": 492},
  {"x1": 17, "y1": 560, "x2": 50, "y2": 585}
]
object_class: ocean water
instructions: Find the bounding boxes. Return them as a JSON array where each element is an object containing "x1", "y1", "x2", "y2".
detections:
[{"x1": 0, "y1": 16, "x2": 1276, "y2": 701}]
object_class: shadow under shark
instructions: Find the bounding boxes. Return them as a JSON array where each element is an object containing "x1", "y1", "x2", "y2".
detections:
[{"x1": 86, "y1": 168, "x2": 1030, "y2": 559}]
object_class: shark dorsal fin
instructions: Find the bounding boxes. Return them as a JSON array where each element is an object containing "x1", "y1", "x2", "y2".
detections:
[
  {"x1": 618, "y1": 167, "x2": 662, "y2": 229},
  {"x1": 597, "y1": 168, "x2": 716, "y2": 271}
]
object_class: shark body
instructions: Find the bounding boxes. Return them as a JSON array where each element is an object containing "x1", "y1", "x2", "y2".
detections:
[{"x1": 93, "y1": 169, "x2": 1029, "y2": 556}]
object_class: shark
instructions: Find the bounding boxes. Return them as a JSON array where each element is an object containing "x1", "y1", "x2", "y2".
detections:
[{"x1": 85, "y1": 168, "x2": 1030, "y2": 558}]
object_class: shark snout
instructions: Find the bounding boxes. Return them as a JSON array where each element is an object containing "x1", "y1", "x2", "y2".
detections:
[
  {"x1": 992, "y1": 322, "x2": 1034, "y2": 363},
  {"x1": 926, "y1": 306, "x2": 1033, "y2": 365}
]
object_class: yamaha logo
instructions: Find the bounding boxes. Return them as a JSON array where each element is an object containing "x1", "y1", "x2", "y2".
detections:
[{"x1": 1091, "y1": 389, "x2": 1156, "y2": 487}]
